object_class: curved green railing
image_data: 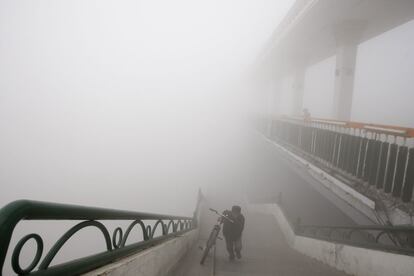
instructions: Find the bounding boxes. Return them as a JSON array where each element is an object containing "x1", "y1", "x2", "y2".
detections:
[{"x1": 0, "y1": 198, "x2": 199, "y2": 275}]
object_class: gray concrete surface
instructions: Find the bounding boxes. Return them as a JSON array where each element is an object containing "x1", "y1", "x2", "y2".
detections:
[
  {"x1": 172, "y1": 203, "x2": 348, "y2": 276},
  {"x1": 257, "y1": 202, "x2": 414, "y2": 276}
]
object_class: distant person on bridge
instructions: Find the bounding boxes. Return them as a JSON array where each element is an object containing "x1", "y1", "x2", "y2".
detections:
[
  {"x1": 303, "y1": 108, "x2": 311, "y2": 123},
  {"x1": 222, "y1": 205, "x2": 245, "y2": 261}
]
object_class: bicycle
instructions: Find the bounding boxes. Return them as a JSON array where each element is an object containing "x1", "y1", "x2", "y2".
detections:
[{"x1": 200, "y1": 208, "x2": 234, "y2": 265}]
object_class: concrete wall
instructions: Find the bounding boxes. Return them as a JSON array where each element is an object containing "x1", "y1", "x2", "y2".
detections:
[
  {"x1": 83, "y1": 229, "x2": 199, "y2": 276},
  {"x1": 248, "y1": 202, "x2": 414, "y2": 276}
]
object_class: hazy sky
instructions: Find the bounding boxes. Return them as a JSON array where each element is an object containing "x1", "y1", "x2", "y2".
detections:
[{"x1": 0, "y1": 0, "x2": 295, "y2": 214}]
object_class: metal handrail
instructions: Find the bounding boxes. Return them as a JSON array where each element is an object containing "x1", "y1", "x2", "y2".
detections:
[
  {"x1": 0, "y1": 199, "x2": 199, "y2": 275},
  {"x1": 296, "y1": 223, "x2": 414, "y2": 255},
  {"x1": 268, "y1": 116, "x2": 414, "y2": 203},
  {"x1": 280, "y1": 115, "x2": 414, "y2": 138},
  {"x1": 296, "y1": 224, "x2": 414, "y2": 231},
  {"x1": 269, "y1": 192, "x2": 414, "y2": 256}
]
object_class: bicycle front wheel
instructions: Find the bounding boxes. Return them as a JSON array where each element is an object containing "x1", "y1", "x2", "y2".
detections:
[
  {"x1": 200, "y1": 243, "x2": 211, "y2": 265},
  {"x1": 200, "y1": 228, "x2": 218, "y2": 265}
]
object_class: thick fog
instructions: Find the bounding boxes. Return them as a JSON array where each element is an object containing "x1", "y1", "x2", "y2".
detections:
[
  {"x1": 2, "y1": 1, "x2": 414, "y2": 275},
  {"x1": 0, "y1": 0, "x2": 294, "y2": 214},
  {"x1": 0, "y1": 1, "x2": 297, "y2": 274}
]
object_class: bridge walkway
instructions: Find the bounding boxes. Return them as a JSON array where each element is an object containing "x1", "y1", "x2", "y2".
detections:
[
  {"x1": 173, "y1": 133, "x2": 366, "y2": 275},
  {"x1": 172, "y1": 203, "x2": 348, "y2": 276}
]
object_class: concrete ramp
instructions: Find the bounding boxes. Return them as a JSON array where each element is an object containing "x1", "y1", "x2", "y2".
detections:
[{"x1": 172, "y1": 203, "x2": 347, "y2": 276}]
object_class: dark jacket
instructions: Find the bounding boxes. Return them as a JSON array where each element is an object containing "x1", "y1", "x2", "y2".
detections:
[{"x1": 222, "y1": 212, "x2": 245, "y2": 240}]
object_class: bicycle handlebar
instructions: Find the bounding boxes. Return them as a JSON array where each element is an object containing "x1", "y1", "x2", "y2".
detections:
[{"x1": 209, "y1": 208, "x2": 234, "y2": 223}]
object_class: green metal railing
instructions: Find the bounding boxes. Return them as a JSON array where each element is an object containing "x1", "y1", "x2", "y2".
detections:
[{"x1": 0, "y1": 199, "x2": 199, "y2": 275}]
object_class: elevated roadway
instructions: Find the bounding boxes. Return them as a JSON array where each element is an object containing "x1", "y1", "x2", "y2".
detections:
[
  {"x1": 262, "y1": 0, "x2": 414, "y2": 69},
  {"x1": 257, "y1": 0, "x2": 414, "y2": 120}
]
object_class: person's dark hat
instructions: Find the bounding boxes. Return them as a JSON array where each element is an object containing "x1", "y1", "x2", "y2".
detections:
[{"x1": 231, "y1": 205, "x2": 241, "y2": 213}]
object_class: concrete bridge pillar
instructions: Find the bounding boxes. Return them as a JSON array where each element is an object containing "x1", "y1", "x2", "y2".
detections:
[{"x1": 333, "y1": 22, "x2": 364, "y2": 121}]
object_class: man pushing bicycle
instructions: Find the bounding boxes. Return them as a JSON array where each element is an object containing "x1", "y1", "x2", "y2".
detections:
[{"x1": 222, "y1": 205, "x2": 245, "y2": 261}]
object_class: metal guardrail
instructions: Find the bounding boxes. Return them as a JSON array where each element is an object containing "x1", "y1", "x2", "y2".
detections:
[
  {"x1": 254, "y1": 115, "x2": 414, "y2": 255},
  {"x1": 296, "y1": 222, "x2": 414, "y2": 255},
  {"x1": 0, "y1": 199, "x2": 199, "y2": 276},
  {"x1": 285, "y1": 116, "x2": 414, "y2": 138},
  {"x1": 267, "y1": 117, "x2": 414, "y2": 203},
  {"x1": 272, "y1": 193, "x2": 414, "y2": 256}
]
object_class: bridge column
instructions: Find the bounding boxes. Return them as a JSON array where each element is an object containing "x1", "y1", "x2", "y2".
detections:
[
  {"x1": 333, "y1": 23, "x2": 363, "y2": 121},
  {"x1": 291, "y1": 67, "x2": 306, "y2": 116}
]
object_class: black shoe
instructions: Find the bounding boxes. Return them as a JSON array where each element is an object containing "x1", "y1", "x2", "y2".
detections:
[{"x1": 236, "y1": 251, "x2": 242, "y2": 259}]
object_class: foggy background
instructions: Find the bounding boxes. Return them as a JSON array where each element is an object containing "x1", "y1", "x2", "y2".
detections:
[
  {"x1": 0, "y1": 1, "x2": 298, "y2": 273},
  {"x1": 2, "y1": 0, "x2": 414, "y2": 274},
  {"x1": 2, "y1": 1, "x2": 414, "y2": 214},
  {"x1": 0, "y1": 0, "x2": 294, "y2": 215}
]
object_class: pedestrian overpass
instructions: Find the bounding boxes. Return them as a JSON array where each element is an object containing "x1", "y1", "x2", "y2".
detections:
[
  {"x1": 2, "y1": 0, "x2": 414, "y2": 275},
  {"x1": 1, "y1": 126, "x2": 414, "y2": 276}
]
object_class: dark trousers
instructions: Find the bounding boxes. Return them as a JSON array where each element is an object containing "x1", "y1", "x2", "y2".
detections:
[{"x1": 225, "y1": 236, "x2": 242, "y2": 257}]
